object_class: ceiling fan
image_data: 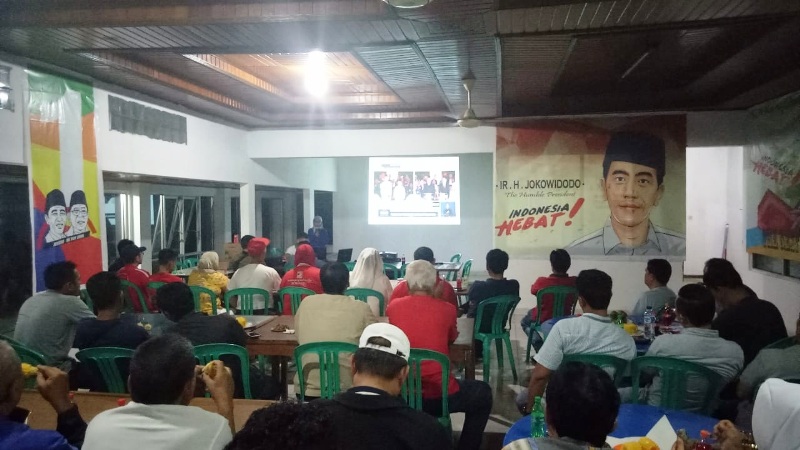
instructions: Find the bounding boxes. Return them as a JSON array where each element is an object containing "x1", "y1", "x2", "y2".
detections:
[{"x1": 456, "y1": 72, "x2": 481, "y2": 128}]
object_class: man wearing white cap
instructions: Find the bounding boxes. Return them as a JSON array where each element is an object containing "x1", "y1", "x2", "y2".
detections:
[{"x1": 315, "y1": 323, "x2": 453, "y2": 450}]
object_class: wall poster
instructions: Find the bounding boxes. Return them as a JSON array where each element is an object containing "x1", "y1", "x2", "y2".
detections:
[
  {"x1": 745, "y1": 91, "x2": 800, "y2": 262},
  {"x1": 28, "y1": 71, "x2": 103, "y2": 290},
  {"x1": 494, "y1": 116, "x2": 686, "y2": 260}
]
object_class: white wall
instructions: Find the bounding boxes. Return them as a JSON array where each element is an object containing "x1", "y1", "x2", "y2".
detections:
[
  {"x1": 247, "y1": 126, "x2": 496, "y2": 158},
  {"x1": 333, "y1": 154, "x2": 494, "y2": 267},
  {"x1": 0, "y1": 60, "x2": 25, "y2": 166}
]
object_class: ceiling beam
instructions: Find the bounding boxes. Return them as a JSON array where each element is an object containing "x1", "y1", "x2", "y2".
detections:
[
  {"x1": 0, "y1": 0, "x2": 392, "y2": 28},
  {"x1": 65, "y1": 41, "x2": 417, "y2": 56}
]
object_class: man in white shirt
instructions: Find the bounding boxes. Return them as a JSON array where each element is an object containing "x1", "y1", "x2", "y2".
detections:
[
  {"x1": 228, "y1": 237, "x2": 281, "y2": 314},
  {"x1": 521, "y1": 269, "x2": 636, "y2": 414},
  {"x1": 642, "y1": 283, "x2": 743, "y2": 411},
  {"x1": 83, "y1": 334, "x2": 235, "y2": 450},
  {"x1": 630, "y1": 258, "x2": 677, "y2": 324}
]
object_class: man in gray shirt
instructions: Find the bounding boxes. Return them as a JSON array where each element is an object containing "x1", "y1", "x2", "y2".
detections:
[
  {"x1": 14, "y1": 261, "x2": 94, "y2": 370},
  {"x1": 630, "y1": 259, "x2": 677, "y2": 324}
]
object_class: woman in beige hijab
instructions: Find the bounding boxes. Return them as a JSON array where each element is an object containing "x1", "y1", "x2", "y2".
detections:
[
  {"x1": 187, "y1": 251, "x2": 228, "y2": 315},
  {"x1": 349, "y1": 247, "x2": 392, "y2": 316}
]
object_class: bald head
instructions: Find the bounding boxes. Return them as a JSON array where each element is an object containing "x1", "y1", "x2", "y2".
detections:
[{"x1": 0, "y1": 341, "x2": 23, "y2": 416}]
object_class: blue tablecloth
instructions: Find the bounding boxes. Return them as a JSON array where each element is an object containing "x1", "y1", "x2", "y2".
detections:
[{"x1": 503, "y1": 403, "x2": 718, "y2": 446}]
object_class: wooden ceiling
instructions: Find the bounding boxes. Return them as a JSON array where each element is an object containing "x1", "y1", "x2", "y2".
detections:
[{"x1": 1, "y1": 0, "x2": 799, "y2": 129}]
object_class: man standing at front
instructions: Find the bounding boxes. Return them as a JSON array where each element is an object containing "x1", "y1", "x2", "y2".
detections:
[
  {"x1": 227, "y1": 237, "x2": 280, "y2": 315},
  {"x1": 307, "y1": 216, "x2": 330, "y2": 262},
  {"x1": 569, "y1": 131, "x2": 685, "y2": 256},
  {"x1": 14, "y1": 261, "x2": 95, "y2": 370},
  {"x1": 519, "y1": 269, "x2": 636, "y2": 414}
]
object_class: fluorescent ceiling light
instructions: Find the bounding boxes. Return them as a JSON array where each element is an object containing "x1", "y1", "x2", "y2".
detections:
[{"x1": 304, "y1": 50, "x2": 328, "y2": 98}]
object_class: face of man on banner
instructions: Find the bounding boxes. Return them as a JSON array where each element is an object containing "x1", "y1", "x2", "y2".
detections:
[
  {"x1": 68, "y1": 190, "x2": 89, "y2": 235},
  {"x1": 44, "y1": 189, "x2": 67, "y2": 243},
  {"x1": 602, "y1": 161, "x2": 664, "y2": 229}
]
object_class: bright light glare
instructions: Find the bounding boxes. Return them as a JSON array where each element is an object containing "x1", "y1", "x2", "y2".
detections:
[
  {"x1": 304, "y1": 50, "x2": 328, "y2": 97},
  {"x1": 0, "y1": 90, "x2": 8, "y2": 105}
]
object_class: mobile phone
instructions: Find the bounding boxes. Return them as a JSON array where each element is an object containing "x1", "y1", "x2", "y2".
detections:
[{"x1": 246, "y1": 331, "x2": 261, "y2": 339}]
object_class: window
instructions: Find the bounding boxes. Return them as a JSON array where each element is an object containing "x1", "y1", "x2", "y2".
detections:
[
  {"x1": 150, "y1": 194, "x2": 213, "y2": 258},
  {"x1": 108, "y1": 96, "x2": 187, "y2": 144},
  {"x1": 753, "y1": 254, "x2": 800, "y2": 281}
]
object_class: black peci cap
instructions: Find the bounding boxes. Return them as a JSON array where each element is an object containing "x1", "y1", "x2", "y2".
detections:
[{"x1": 602, "y1": 132, "x2": 666, "y2": 185}]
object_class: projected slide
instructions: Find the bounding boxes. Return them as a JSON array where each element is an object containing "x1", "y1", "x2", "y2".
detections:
[{"x1": 368, "y1": 156, "x2": 460, "y2": 225}]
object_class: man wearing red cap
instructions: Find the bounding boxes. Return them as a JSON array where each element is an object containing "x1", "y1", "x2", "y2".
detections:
[{"x1": 228, "y1": 237, "x2": 280, "y2": 314}]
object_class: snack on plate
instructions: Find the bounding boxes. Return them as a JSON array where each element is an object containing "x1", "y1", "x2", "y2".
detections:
[
  {"x1": 21, "y1": 363, "x2": 39, "y2": 378},
  {"x1": 271, "y1": 323, "x2": 289, "y2": 332},
  {"x1": 202, "y1": 361, "x2": 217, "y2": 379},
  {"x1": 236, "y1": 316, "x2": 247, "y2": 327},
  {"x1": 612, "y1": 437, "x2": 660, "y2": 450}
]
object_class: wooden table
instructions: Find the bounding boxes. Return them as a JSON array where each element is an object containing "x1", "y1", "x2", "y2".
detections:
[
  {"x1": 18, "y1": 390, "x2": 272, "y2": 433},
  {"x1": 434, "y1": 261, "x2": 462, "y2": 276},
  {"x1": 246, "y1": 315, "x2": 476, "y2": 398}
]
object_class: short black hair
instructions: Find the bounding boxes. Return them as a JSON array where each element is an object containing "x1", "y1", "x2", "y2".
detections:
[
  {"x1": 545, "y1": 361, "x2": 620, "y2": 447},
  {"x1": 702, "y1": 258, "x2": 743, "y2": 289},
  {"x1": 240, "y1": 235, "x2": 255, "y2": 249},
  {"x1": 576, "y1": 269, "x2": 612, "y2": 310},
  {"x1": 550, "y1": 249, "x2": 571, "y2": 273},
  {"x1": 352, "y1": 346, "x2": 407, "y2": 380},
  {"x1": 413, "y1": 246, "x2": 434, "y2": 263},
  {"x1": 297, "y1": 232, "x2": 308, "y2": 239},
  {"x1": 320, "y1": 263, "x2": 349, "y2": 295},
  {"x1": 676, "y1": 284, "x2": 716, "y2": 327},
  {"x1": 156, "y1": 283, "x2": 195, "y2": 321},
  {"x1": 44, "y1": 261, "x2": 77, "y2": 291},
  {"x1": 157, "y1": 249, "x2": 179, "y2": 266},
  {"x1": 129, "y1": 334, "x2": 196, "y2": 405},
  {"x1": 116, "y1": 239, "x2": 134, "y2": 254},
  {"x1": 646, "y1": 259, "x2": 672, "y2": 285},
  {"x1": 224, "y1": 402, "x2": 335, "y2": 450},
  {"x1": 86, "y1": 271, "x2": 121, "y2": 311},
  {"x1": 486, "y1": 249, "x2": 509, "y2": 274}
]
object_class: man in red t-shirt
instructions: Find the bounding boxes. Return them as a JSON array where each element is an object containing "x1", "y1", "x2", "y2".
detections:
[
  {"x1": 116, "y1": 244, "x2": 155, "y2": 312},
  {"x1": 389, "y1": 246, "x2": 457, "y2": 308},
  {"x1": 387, "y1": 260, "x2": 491, "y2": 450},
  {"x1": 149, "y1": 249, "x2": 184, "y2": 284},
  {"x1": 279, "y1": 243, "x2": 323, "y2": 314},
  {"x1": 521, "y1": 249, "x2": 577, "y2": 336}
]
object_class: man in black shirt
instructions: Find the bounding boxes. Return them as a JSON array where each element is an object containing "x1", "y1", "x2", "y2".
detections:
[
  {"x1": 156, "y1": 282, "x2": 278, "y2": 399},
  {"x1": 316, "y1": 323, "x2": 452, "y2": 450},
  {"x1": 704, "y1": 258, "x2": 787, "y2": 365},
  {"x1": 108, "y1": 239, "x2": 134, "y2": 273}
]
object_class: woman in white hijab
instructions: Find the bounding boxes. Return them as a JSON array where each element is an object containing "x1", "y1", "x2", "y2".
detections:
[{"x1": 349, "y1": 247, "x2": 392, "y2": 317}]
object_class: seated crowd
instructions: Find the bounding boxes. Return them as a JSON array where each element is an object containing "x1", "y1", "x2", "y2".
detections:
[{"x1": 2, "y1": 236, "x2": 798, "y2": 450}]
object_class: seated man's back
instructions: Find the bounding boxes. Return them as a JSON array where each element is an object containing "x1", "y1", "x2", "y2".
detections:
[
  {"x1": 737, "y1": 316, "x2": 800, "y2": 401},
  {"x1": 14, "y1": 261, "x2": 94, "y2": 369},
  {"x1": 294, "y1": 264, "x2": 376, "y2": 398},
  {"x1": 74, "y1": 272, "x2": 149, "y2": 350},
  {"x1": 82, "y1": 334, "x2": 234, "y2": 450}
]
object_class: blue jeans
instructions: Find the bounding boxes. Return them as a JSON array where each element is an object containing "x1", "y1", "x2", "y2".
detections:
[{"x1": 422, "y1": 379, "x2": 493, "y2": 450}]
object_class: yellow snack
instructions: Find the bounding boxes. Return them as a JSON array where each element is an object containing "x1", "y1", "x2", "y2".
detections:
[
  {"x1": 202, "y1": 361, "x2": 217, "y2": 379},
  {"x1": 236, "y1": 316, "x2": 247, "y2": 327},
  {"x1": 637, "y1": 437, "x2": 659, "y2": 450},
  {"x1": 623, "y1": 323, "x2": 638, "y2": 335},
  {"x1": 21, "y1": 363, "x2": 39, "y2": 378},
  {"x1": 613, "y1": 442, "x2": 642, "y2": 450}
]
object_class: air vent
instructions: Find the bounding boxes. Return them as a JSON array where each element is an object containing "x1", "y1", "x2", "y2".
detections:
[{"x1": 108, "y1": 96, "x2": 187, "y2": 144}]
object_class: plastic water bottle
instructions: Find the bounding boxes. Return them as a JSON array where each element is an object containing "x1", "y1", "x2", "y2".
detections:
[
  {"x1": 530, "y1": 396, "x2": 547, "y2": 438},
  {"x1": 643, "y1": 306, "x2": 655, "y2": 340}
]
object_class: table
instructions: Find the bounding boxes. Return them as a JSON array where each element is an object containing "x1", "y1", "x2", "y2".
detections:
[
  {"x1": 17, "y1": 390, "x2": 273, "y2": 433},
  {"x1": 131, "y1": 313, "x2": 274, "y2": 337},
  {"x1": 503, "y1": 403, "x2": 718, "y2": 446},
  {"x1": 434, "y1": 261, "x2": 462, "y2": 276},
  {"x1": 246, "y1": 315, "x2": 476, "y2": 399}
]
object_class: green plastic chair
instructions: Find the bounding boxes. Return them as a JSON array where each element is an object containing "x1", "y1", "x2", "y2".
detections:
[
  {"x1": 190, "y1": 285, "x2": 218, "y2": 313},
  {"x1": 120, "y1": 280, "x2": 151, "y2": 313},
  {"x1": 75, "y1": 347, "x2": 134, "y2": 394},
  {"x1": 449, "y1": 253, "x2": 462, "y2": 263},
  {"x1": 525, "y1": 285, "x2": 579, "y2": 362},
  {"x1": 184, "y1": 257, "x2": 198, "y2": 268},
  {"x1": 9, "y1": 342, "x2": 47, "y2": 389},
  {"x1": 400, "y1": 263, "x2": 408, "y2": 279},
  {"x1": 562, "y1": 354, "x2": 629, "y2": 387},
  {"x1": 224, "y1": 287, "x2": 271, "y2": 315},
  {"x1": 344, "y1": 288, "x2": 385, "y2": 316},
  {"x1": 343, "y1": 261, "x2": 356, "y2": 271},
  {"x1": 402, "y1": 348, "x2": 451, "y2": 429},
  {"x1": 764, "y1": 336, "x2": 798, "y2": 350},
  {"x1": 446, "y1": 254, "x2": 462, "y2": 281},
  {"x1": 278, "y1": 287, "x2": 316, "y2": 315},
  {"x1": 193, "y1": 343, "x2": 253, "y2": 399},
  {"x1": 460, "y1": 259, "x2": 473, "y2": 280},
  {"x1": 630, "y1": 356, "x2": 724, "y2": 415},
  {"x1": 383, "y1": 263, "x2": 400, "y2": 280},
  {"x1": 474, "y1": 294, "x2": 520, "y2": 382},
  {"x1": 294, "y1": 341, "x2": 358, "y2": 401},
  {"x1": 80, "y1": 288, "x2": 94, "y2": 312}
]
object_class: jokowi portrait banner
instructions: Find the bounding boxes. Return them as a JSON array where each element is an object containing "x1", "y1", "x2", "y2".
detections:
[
  {"x1": 745, "y1": 91, "x2": 800, "y2": 262},
  {"x1": 494, "y1": 116, "x2": 686, "y2": 261},
  {"x1": 27, "y1": 71, "x2": 103, "y2": 291}
]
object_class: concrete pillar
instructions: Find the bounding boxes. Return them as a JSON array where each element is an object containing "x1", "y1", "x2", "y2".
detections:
[
  {"x1": 240, "y1": 183, "x2": 256, "y2": 236},
  {"x1": 303, "y1": 188, "x2": 314, "y2": 232}
]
